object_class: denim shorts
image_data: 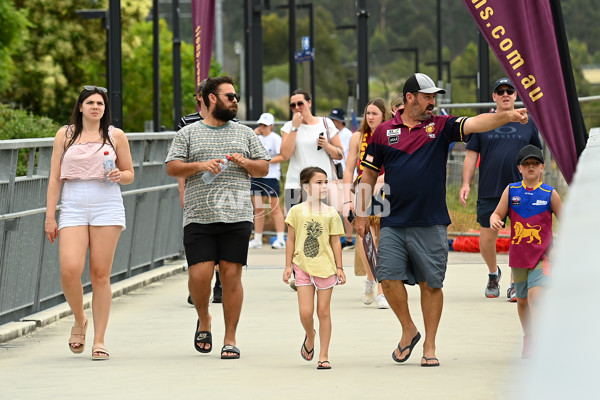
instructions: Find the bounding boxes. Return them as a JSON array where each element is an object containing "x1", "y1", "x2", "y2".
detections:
[{"x1": 251, "y1": 177, "x2": 281, "y2": 197}]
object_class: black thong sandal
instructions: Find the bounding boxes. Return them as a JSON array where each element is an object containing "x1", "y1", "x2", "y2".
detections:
[
  {"x1": 421, "y1": 356, "x2": 440, "y2": 367},
  {"x1": 317, "y1": 361, "x2": 331, "y2": 369},
  {"x1": 194, "y1": 320, "x2": 212, "y2": 354},
  {"x1": 392, "y1": 332, "x2": 421, "y2": 363},
  {"x1": 301, "y1": 330, "x2": 315, "y2": 361},
  {"x1": 221, "y1": 345, "x2": 241, "y2": 359}
]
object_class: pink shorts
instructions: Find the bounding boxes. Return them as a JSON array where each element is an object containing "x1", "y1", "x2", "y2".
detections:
[{"x1": 293, "y1": 264, "x2": 337, "y2": 290}]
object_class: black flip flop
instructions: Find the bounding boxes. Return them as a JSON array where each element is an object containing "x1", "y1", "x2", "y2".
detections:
[
  {"x1": 317, "y1": 360, "x2": 331, "y2": 369},
  {"x1": 221, "y1": 345, "x2": 241, "y2": 359},
  {"x1": 392, "y1": 332, "x2": 421, "y2": 363},
  {"x1": 301, "y1": 330, "x2": 315, "y2": 361},
  {"x1": 421, "y1": 356, "x2": 440, "y2": 367},
  {"x1": 194, "y1": 320, "x2": 212, "y2": 353}
]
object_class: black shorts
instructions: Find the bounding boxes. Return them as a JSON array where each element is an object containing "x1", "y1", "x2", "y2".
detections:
[
  {"x1": 476, "y1": 197, "x2": 506, "y2": 228},
  {"x1": 183, "y1": 222, "x2": 253, "y2": 266}
]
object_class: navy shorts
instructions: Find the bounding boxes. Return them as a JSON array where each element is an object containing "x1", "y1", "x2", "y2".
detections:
[
  {"x1": 183, "y1": 222, "x2": 253, "y2": 266},
  {"x1": 251, "y1": 177, "x2": 281, "y2": 197},
  {"x1": 376, "y1": 225, "x2": 449, "y2": 288},
  {"x1": 477, "y1": 197, "x2": 506, "y2": 228}
]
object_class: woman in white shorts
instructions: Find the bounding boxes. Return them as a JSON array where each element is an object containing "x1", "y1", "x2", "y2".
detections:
[{"x1": 45, "y1": 86, "x2": 134, "y2": 360}]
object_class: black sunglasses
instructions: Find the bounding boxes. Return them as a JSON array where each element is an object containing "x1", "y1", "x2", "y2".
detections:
[
  {"x1": 83, "y1": 85, "x2": 108, "y2": 93},
  {"x1": 289, "y1": 101, "x2": 305, "y2": 109},
  {"x1": 215, "y1": 93, "x2": 240, "y2": 102},
  {"x1": 495, "y1": 89, "x2": 515, "y2": 96}
]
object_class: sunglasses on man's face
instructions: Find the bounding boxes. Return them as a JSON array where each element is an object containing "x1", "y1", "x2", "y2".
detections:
[
  {"x1": 289, "y1": 101, "x2": 305, "y2": 109},
  {"x1": 495, "y1": 89, "x2": 515, "y2": 96},
  {"x1": 215, "y1": 93, "x2": 240, "y2": 102},
  {"x1": 84, "y1": 85, "x2": 108, "y2": 93}
]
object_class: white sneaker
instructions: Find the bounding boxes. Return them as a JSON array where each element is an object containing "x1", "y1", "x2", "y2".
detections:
[
  {"x1": 271, "y1": 239, "x2": 286, "y2": 249},
  {"x1": 376, "y1": 294, "x2": 390, "y2": 309},
  {"x1": 362, "y1": 280, "x2": 376, "y2": 305},
  {"x1": 248, "y1": 238, "x2": 263, "y2": 249}
]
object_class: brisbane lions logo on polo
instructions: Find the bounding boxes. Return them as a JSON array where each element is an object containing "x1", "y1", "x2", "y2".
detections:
[{"x1": 425, "y1": 122, "x2": 436, "y2": 138}]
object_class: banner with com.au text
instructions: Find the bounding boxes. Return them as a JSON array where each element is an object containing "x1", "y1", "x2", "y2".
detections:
[
  {"x1": 463, "y1": 0, "x2": 587, "y2": 184},
  {"x1": 192, "y1": 0, "x2": 216, "y2": 92}
]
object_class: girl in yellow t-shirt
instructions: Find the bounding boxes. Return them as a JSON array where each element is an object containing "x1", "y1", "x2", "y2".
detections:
[{"x1": 283, "y1": 166, "x2": 346, "y2": 370}]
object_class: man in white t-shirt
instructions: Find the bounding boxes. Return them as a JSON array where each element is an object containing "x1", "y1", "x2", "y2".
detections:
[
  {"x1": 248, "y1": 113, "x2": 287, "y2": 249},
  {"x1": 328, "y1": 108, "x2": 355, "y2": 250}
]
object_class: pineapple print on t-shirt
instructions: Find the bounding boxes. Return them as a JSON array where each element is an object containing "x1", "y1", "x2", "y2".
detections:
[
  {"x1": 285, "y1": 203, "x2": 345, "y2": 278},
  {"x1": 303, "y1": 220, "x2": 323, "y2": 258}
]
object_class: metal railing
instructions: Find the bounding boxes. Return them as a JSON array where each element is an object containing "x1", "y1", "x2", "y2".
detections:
[{"x1": 0, "y1": 132, "x2": 183, "y2": 325}]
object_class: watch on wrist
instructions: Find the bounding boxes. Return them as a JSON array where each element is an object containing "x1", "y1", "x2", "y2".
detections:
[{"x1": 290, "y1": 126, "x2": 298, "y2": 132}]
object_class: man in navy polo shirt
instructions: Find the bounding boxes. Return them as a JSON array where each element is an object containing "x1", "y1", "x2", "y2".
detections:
[
  {"x1": 354, "y1": 73, "x2": 529, "y2": 367},
  {"x1": 459, "y1": 78, "x2": 542, "y2": 300}
]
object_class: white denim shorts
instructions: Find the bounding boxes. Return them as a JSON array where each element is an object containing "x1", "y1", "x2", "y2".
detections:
[{"x1": 59, "y1": 180, "x2": 126, "y2": 231}]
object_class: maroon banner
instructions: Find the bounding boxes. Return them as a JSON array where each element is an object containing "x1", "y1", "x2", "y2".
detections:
[
  {"x1": 462, "y1": 0, "x2": 579, "y2": 183},
  {"x1": 192, "y1": 0, "x2": 216, "y2": 90}
]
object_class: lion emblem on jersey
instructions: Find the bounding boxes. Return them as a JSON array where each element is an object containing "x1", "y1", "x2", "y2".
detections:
[
  {"x1": 512, "y1": 222, "x2": 542, "y2": 245},
  {"x1": 425, "y1": 123, "x2": 435, "y2": 133}
]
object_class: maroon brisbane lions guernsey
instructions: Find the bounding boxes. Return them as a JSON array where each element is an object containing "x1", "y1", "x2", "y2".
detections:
[
  {"x1": 508, "y1": 181, "x2": 554, "y2": 269},
  {"x1": 360, "y1": 110, "x2": 468, "y2": 228}
]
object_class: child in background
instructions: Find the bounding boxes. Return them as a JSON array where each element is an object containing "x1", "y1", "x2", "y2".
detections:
[
  {"x1": 283, "y1": 166, "x2": 346, "y2": 369},
  {"x1": 490, "y1": 145, "x2": 562, "y2": 359}
]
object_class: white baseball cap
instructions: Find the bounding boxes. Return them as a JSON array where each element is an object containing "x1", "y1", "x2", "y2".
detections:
[{"x1": 257, "y1": 113, "x2": 275, "y2": 126}]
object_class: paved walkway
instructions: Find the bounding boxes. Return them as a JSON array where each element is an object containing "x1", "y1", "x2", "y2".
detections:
[{"x1": 0, "y1": 248, "x2": 524, "y2": 400}]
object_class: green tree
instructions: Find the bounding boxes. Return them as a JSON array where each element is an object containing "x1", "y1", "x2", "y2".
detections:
[{"x1": 0, "y1": 1, "x2": 28, "y2": 93}]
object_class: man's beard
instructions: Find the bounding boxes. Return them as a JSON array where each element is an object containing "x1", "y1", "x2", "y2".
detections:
[
  {"x1": 410, "y1": 97, "x2": 434, "y2": 121},
  {"x1": 213, "y1": 98, "x2": 237, "y2": 121}
]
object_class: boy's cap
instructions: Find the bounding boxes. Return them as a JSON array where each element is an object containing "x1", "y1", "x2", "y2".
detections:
[
  {"x1": 517, "y1": 145, "x2": 544, "y2": 165},
  {"x1": 328, "y1": 108, "x2": 345, "y2": 122},
  {"x1": 403, "y1": 73, "x2": 446, "y2": 96},
  {"x1": 493, "y1": 77, "x2": 514, "y2": 92},
  {"x1": 256, "y1": 112, "x2": 275, "y2": 126}
]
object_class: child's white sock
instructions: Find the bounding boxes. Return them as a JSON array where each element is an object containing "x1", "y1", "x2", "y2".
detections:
[
  {"x1": 277, "y1": 232, "x2": 285, "y2": 242},
  {"x1": 254, "y1": 233, "x2": 263, "y2": 242}
]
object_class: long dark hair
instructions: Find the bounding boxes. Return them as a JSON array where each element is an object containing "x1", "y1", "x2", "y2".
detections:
[
  {"x1": 64, "y1": 87, "x2": 113, "y2": 152},
  {"x1": 356, "y1": 98, "x2": 391, "y2": 135}
]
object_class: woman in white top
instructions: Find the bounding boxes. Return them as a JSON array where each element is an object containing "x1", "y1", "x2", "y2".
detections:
[
  {"x1": 280, "y1": 89, "x2": 344, "y2": 211},
  {"x1": 45, "y1": 86, "x2": 134, "y2": 360}
]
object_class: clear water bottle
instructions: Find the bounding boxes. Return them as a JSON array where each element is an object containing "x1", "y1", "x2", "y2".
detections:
[
  {"x1": 103, "y1": 151, "x2": 116, "y2": 185},
  {"x1": 202, "y1": 155, "x2": 231, "y2": 184}
]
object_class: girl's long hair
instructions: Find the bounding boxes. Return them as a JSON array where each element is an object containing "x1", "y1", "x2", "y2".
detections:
[
  {"x1": 356, "y1": 98, "x2": 392, "y2": 135},
  {"x1": 64, "y1": 87, "x2": 113, "y2": 153}
]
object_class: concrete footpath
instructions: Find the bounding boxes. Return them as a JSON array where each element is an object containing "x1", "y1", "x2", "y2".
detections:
[{"x1": 0, "y1": 248, "x2": 524, "y2": 400}]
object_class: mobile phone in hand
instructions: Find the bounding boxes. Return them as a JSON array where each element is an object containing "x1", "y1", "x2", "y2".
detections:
[
  {"x1": 317, "y1": 132, "x2": 324, "y2": 150},
  {"x1": 347, "y1": 209, "x2": 355, "y2": 223}
]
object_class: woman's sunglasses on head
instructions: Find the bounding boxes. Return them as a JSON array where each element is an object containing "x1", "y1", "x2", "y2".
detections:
[{"x1": 84, "y1": 85, "x2": 108, "y2": 93}]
